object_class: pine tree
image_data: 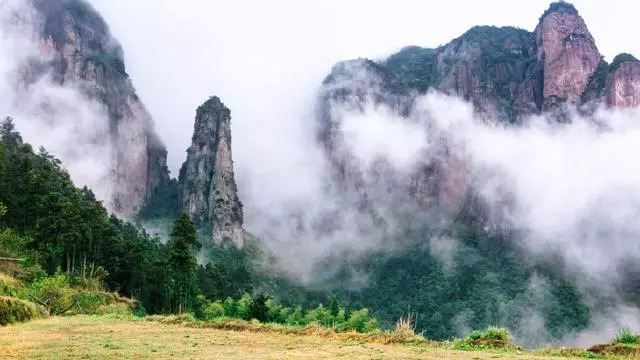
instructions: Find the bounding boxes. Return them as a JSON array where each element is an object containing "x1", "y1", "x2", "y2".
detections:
[{"x1": 168, "y1": 212, "x2": 200, "y2": 313}]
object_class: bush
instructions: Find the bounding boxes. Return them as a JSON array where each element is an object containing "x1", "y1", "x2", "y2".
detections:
[
  {"x1": 0, "y1": 296, "x2": 47, "y2": 325},
  {"x1": 250, "y1": 294, "x2": 269, "y2": 322},
  {"x1": 94, "y1": 303, "x2": 133, "y2": 316},
  {"x1": 203, "y1": 300, "x2": 225, "y2": 320},
  {"x1": 236, "y1": 294, "x2": 253, "y2": 320},
  {"x1": 286, "y1": 306, "x2": 304, "y2": 326},
  {"x1": 615, "y1": 328, "x2": 639, "y2": 344},
  {"x1": 21, "y1": 272, "x2": 76, "y2": 315},
  {"x1": 337, "y1": 308, "x2": 378, "y2": 333},
  {"x1": 0, "y1": 274, "x2": 21, "y2": 296},
  {"x1": 454, "y1": 327, "x2": 514, "y2": 350},
  {"x1": 223, "y1": 297, "x2": 235, "y2": 317}
]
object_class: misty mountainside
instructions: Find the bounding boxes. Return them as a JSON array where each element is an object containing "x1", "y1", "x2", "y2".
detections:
[
  {"x1": 7, "y1": 0, "x2": 640, "y2": 350},
  {"x1": 311, "y1": 1, "x2": 640, "y2": 346},
  {"x1": 25, "y1": 0, "x2": 171, "y2": 215},
  {"x1": 8, "y1": 0, "x2": 243, "y2": 246}
]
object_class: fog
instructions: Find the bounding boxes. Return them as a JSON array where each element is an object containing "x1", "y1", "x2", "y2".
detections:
[
  {"x1": 0, "y1": 0, "x2": 113, "y2": 201},
  {"x1": 88, "y1": 0, "x2": 640, "y2": 220},
  {"x1": 325, "y1": 91, "x2": 640, "y2": 345}
]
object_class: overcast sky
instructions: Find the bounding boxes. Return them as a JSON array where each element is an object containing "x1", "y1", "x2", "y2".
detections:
[{"x1": 88, "y1": 0, "x2": 637, "y2": 201}]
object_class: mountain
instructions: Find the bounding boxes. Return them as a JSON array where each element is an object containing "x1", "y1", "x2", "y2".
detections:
[
  {"x1": 322, "y1": 2, "x2": 640, "y2": 125},
  {"x1": 312, "y1": 1, "x2": 640, "y2": 343},
  {"x1": 14, "y1": 0, "x2": 245, "y2": 245},
  {"x1": 24, "y1": 0, "x2": 170, "y2": 215},
  {"x1": 178, "y1": 97, "x2": 244, "y2": 246},
  {"x1": 318, "y1": 1, "x2": 640, "y2": 224}
]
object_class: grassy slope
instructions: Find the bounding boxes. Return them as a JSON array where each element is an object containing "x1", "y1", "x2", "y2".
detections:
[{"x1": 0, "y1": 315, "x2": 588, "y2": 360}]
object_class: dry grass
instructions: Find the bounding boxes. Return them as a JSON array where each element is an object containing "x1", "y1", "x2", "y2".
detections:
[
  {"x1": 0, "y1": 315, "x2": 592, "y2": 359},
  {"x1": 394, "y1": 312, "x2": 417, "y2": 335}
]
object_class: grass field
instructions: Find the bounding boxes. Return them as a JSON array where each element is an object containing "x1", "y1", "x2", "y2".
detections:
[{"x1": 0, "y1": 315, "x2": 595, "y2": 360}]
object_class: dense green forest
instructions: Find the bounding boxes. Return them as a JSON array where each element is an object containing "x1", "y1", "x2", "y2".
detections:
[
  {"x1": 0, "y1": 116, "x2": 594, "y2": 342},
  {"x1": 322, "y1": 225, "x2": 590, "y2": 343},
  {"x1": 0, "y1": 117, "x2": 378, "y2": 332}
]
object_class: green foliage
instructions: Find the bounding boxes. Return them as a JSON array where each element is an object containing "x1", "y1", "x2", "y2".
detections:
[
  {"x1": 539, "y1": 2, "x2": 578, "y2": 22},
  {"x1": 610, "y1": 53, "x2": 640, "y2": 73},
  {"x1": 22, "y1": 271, "x2": 76, "y2": 315},
  {"x1": 321, "y1": 219, "x2": 590, "y2": 343},
  {"x1": 0, "y1": 296, "x2": 47, "y2": 326},
  {"x1": 235, "y1": 293, "x2": 253, "y2": 320},
  {"x1": 615, "y1": 328, "x2": 640, "y2": 344},
  {"x1": 202, "y1": 299, "x2": 225, "y2": 320},
  {"x1": 453, "y1": 327, "x2": 514, "y2": 350},
  {"x1": 582, "y1": 60, "x2": 609, "y2": 103},
  {"x1": 0, "y1": 229, "x2": 28, "y2": 258},
  {"x1": 0, "y1": 119, "x2": 173, "y2": 315},
  {"x1": 84, "y1": 53, "x2": 127, "y2": 77},
  {"x1": 168, "y1": 213, "x2": 200, "y2": 313},
  {"x1": 0, "y1": 274, "x2": 21, "y2": 297},
  {"x1": 250, "y1": 293, "x2": 269, "y2": 322},
  {"x1": 137, "y1": 180, "x2": 181, "y2": 219},
  {"x1": 93, "y1": 303, "x2": 133, "y2": 316},
  {"x1": 337, "y1": 308, "x2": 378, "y2": 333},
  {"x1": 194, "y1": 293, "x2": 378, "y2": 333},
  {"x1": 384, "y1": 46, "x2": 440, "y2": 93}
]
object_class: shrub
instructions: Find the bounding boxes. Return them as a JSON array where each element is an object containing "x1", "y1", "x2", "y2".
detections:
[
  {"x1": 21, "y1": 272, "x2": 76, "y2": 315},
  {"x1": 236, "y1": 294, "x2": 253, "y2": 320},
  {"x1": 286, "y1": 306, "x2": 304, "y2": 326},
  {"x1": 73, "y1": 292, "x2": 104, "y2": 314},
  {"x1": 250, "y1": 294, "x2": 269, "y2": 322},
  {"x1": 615, "y1": 328, "x2": 639, "y2": 344},
  {"x1": 305, "y1": 304, "x2": 333, "y2": 327},
  {"x1": 0, "y1": 274, "x2": 21, "y2": 296},
  {"x1": 0, "y1": 296, "x2": 47, "y2": 325},
  {"x1": 223, "y1": 297, "x2": 235, "y2": 317},
  {"x1": 94, "y1": 303, "x2": 132, "y2": 316},
  {"x1": 454, "y1": 327, "x2": 514, "y2": 350},
  {"x1": 203, "y1": 300, "x2": 225, "y2": 320},
  {"x1": 337, "y1": 308, "x2": 378, "y2": 333}
]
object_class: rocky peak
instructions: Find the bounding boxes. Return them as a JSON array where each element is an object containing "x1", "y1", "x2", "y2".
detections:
[
  {"x1": 27, "y1": 0, "x2": 170, "y2": 215},
  {"x1": 534, "y1": 1, "x2": 601, "y2": 108},
  {"x1": 605, "y1": 54, "x2": 640, "y2": 108},
  {"x1": 179, "y1": 97, "x2": 244, "y2": 246}
]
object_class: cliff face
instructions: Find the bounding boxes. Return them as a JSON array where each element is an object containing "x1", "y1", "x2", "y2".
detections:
[
  {"x1": 535, "y1": 3, "x2": 601, "y2": 109},
  {"x1": 318, "y1": 1, "x2": 640, "y2": 224},
  {"x1": 26, "y1": 0, "x2": 170, "y2": 215},
  {"x1": 605, "y1": 55, "x2": 640, "y2": 108},
  {"x1": 179, "y1": 97, "x2": 244, "y2": 246}
]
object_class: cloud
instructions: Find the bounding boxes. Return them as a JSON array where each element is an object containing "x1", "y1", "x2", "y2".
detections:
[{"x1": 0, "y1": 0, "x2": 113, "y2": 202}]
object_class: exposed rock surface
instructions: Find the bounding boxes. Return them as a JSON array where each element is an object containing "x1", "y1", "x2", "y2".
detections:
[
  {"x1": 534, "y1": 2, "x2": 601, "y2": 109},
  {"x1": 318, "y1": 2, "x2": 640, "y2": 225},
  {"x1": 179, "y1": 97, "x2": 244, "y2": 246},
  {"x1": 605, "y1": 54, "x2": 640, "y2": 108},
  {"x1": 26, "y1": 0, "x2": 170, "y2": 215}
]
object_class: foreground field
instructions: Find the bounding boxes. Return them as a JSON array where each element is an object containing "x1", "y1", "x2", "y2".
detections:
[{"x1": 0, "y1": 315, "x2": 589, "y2": 360}]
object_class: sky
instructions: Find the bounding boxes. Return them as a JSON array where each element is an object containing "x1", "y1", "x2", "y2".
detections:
[{"x1": 89, "y1": 0, "x2": 638, "y2": 179}]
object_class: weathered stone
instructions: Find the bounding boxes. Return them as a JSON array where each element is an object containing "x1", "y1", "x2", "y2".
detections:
[
  {"x1": 535, "y1": 2, "x2": 601, "y2": 108},
  {"x1": 26, "y1": 0, "x2": 170, "y2": 215},
  {"x1": 179, "y1": 97, "x2": 244, "y2": 246},
  {"x1": 605, "y1": 55, "x2": 640, "y2": 108}
]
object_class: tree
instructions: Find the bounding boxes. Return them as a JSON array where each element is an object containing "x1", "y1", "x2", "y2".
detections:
[
  {"x1": 0, "y1": 117, "x2": 22, "y2": 145},
  {"x1": 250, "y1": 293, "x2": 270, "y2": 322},
  {"x1": 168, "y1": 212, "x2": 200, "y2": 313}
]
